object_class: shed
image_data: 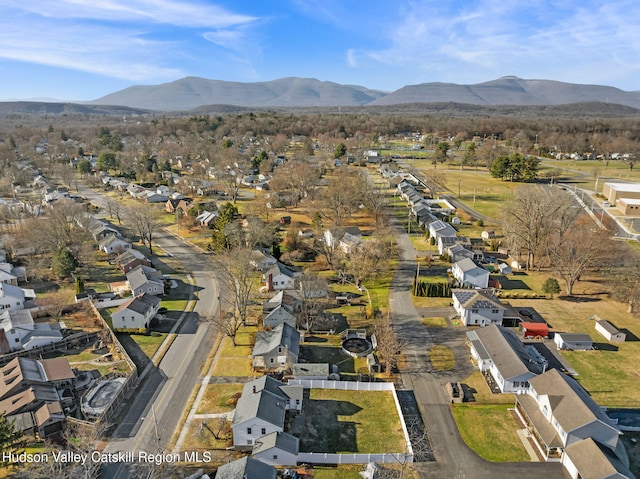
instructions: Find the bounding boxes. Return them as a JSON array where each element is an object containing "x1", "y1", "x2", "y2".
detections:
[
  {"x1": 554, "y1": 332, "x2": 593, "y2": 351},
  {"x1": 520, "y1": 322, "x2": 549, "y2": 339},
  {"x1": 498, "y1": 263, "x2": 512, "y2": 275},
  {"x1": 595, "y1": 320, "x2": 626, "y2": 343}
]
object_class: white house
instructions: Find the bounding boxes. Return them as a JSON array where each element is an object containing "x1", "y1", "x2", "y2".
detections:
[
  {"x1": 252, "y1": 323, "x2": 300, "y2": 371},
  {"x1": 452, "y1": 258, "x2": 489, "y2": 289},
  {"x1": 252, "y1": 431, "x2": 299, "y2": 466},
  {"x1": 98, "y1": 234, "x2": 131, "y2": 255},
  {"x1": 562, "y1": 437, "x2": 633, "y2": 479},
  {"x1": 262, "y1": 262, "x2": 301, "y2": 292},
  {"x1": 250, "y1": 250, "x2": 278, "y2": 271},
  {"x1": 110, "y1": 294, "x2": 161, "y2": 331},
  {"x1": 0, "y1": 283, "x2": 34, "y2": 311},
  {"x1": 231, "y1": 376, "x2": 303, "y2": 450},
  {"x1": 428, "y1": 220, "x2": 457, "y2": 242},
  {"x1": 554, "y1": 332, "x2": 593, "y2": 351},
  {"x1": 126, "y1": 265, "x2": 164, "y2": 296},
  {"x1": 515, "y1": 369, "x2": 623, "y2": 466},
  {"x1": 452, "y1": 289, "x2": 505, "y2": 326},
  {"x1": 0, "y1": 310, "x2": 64, "y2": 353},
  {"x1": 467, "y1": 324, "x2": 543, "y2": 394}
]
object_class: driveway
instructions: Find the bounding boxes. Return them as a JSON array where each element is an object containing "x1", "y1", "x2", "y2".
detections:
[{"x1": 389, "y1": 219, "x2": 565, "y2": 479}]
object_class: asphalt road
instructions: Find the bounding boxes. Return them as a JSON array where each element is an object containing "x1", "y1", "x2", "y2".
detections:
[
  {"x1": 389, "y1": 217, "x2": 566, "y2": 479},
  {"x1": 77, "y1": 185, "x2": 220, "y2": 479}
]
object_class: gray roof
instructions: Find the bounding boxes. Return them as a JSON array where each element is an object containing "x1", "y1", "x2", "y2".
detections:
[
  {"x1": 113, "y1": 293, "x2": 160, "y2": 315},
  {"x1": 215, "y1": 456, "x2": 277, "y2": 479},
  {"x1": 555, "y1": 332, "x2": 593, "y2": 343},
  {"x1": 265, "y1": 262, "x2": 299, "y2": 279},
  {"x1": 563, "y1": 437, "x2": 633, "y2": 479},
  {"x1": 529, "y1": 369, "x2": 619, "y2": 435},
  {"x1": 126, "y1": 265, "x2": 163, "y2": 291},
  {"x1": 474, "y1": 324, "x2": 542, "y2": 379},
  {"x1": 596, "y1": 320, "x2": 621, "y2": 335},
  {"x1": 0, "y1": 309, "x2": 34, "y2": 331},
  {"x1": 253, "y1": 323, "x2": 300, "y2": 357},
  {"x1": 454, "y1": 257, "x2": 485, "y2": 273},
  {"x1": 253, "y1": 431, "x2": 299, "y2": 455},
  {"x1": 232, "y1": 376, "x2": 288, "y2": 428},
  {"x1": 116, "y1": 249, "x2": 147, "y2": 264}
]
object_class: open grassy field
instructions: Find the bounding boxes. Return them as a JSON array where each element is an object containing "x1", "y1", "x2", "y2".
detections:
[
  {"x1": 452, "y1": 404, "x2": 530, "y2": 462},
  {"x1": 130, "y1": 331, "x2": 167, "y2": 359},
  {"x1": 508, "y1": 293, "x2": 640, "y2": 407},
  {"x1": 297, "y1": 389, "x2": 406, "y2": 454}
]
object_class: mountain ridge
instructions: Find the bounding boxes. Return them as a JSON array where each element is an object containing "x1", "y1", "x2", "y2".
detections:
[{"x1": 88, "y1": 76, "x2": 640, "y2": 111}]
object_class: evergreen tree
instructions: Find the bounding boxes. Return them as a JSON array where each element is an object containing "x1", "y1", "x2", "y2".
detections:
[
  {"x1": 542, "y1": 277, "x2": 561, "y2": 298},
  {"x1": 51, "y1": 247, "x2": 78, "y2": 279},
  {"x1": 0, "y1": 413, "x2": 25, "y2": 466}
]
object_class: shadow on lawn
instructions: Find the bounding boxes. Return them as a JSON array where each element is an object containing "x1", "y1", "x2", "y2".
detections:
[{"x1": 296, "y1": 399, "x2": 361, "y2": 453}]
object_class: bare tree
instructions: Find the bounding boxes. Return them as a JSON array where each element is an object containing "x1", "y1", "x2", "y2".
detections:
[
  {"x1": 323, "y1": 170, "x2": 367, "y2": 226},
  {"x1": 374, "y1": 319, "x2": 406, "y2": 375},
  {"x1": 213, "y1": 247, "x2": 256, "y2": 345},
  {"x1": 610, "y1": 259, "x2": 640, "y2": 314},
  {"x1": 125, "y1": 202, "x2": 161, "y2": 255},
  {"x1": 296, "y1": 272, "x2": 328, "y2": 332},
  {"x1": 501, "y1": 186, "x2": 579, "y2": 270},
  {"x1": 547, "y1": 216, "x2": 611, "y2": 295},
  {"x1": 104, "y1": 195, "x2": 125, "y2": 224}
]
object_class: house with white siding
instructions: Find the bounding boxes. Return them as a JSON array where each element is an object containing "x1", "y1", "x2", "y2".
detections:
[
  {"x1": 467, "y1": 324, "x2": 543, "y2": 394},
  {"x1": 452, "y1": 289, "x2": 505, "y2": 326},
  {"x1": 231, "y1": 376, "x2": 302, "y2": 450},
  {"x1": 452, "y1": 258, "x2": 489, "y2": 289},
  {"x1": 515, "y1": 369, "x2": 623, "y2": 466}
]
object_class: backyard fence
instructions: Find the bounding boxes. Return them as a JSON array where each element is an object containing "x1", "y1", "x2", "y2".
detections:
[
  {"x1": 288, "y1": 380, "x2": 414, "y2": 465},
  {"x1": 296, "y1": 452, "x2": 412, "y2": 465}
]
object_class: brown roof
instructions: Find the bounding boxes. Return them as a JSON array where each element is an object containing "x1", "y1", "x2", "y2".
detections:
[
  {"x1": 34, "y1": 401, "x2": 64, "y2": 427},
  {"x1": 40, "y1": 358, "x2": 74, "y2": 382}
]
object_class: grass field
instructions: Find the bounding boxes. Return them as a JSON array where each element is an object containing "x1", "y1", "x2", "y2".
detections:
[
  {"x1": 452, "y1": 404, "x2": 530, "y2": 462},
  {"x1": 461, "y1": 371, "x2": 516, "y2": 405},
  {"x1": 508, "y1": 292, "x2": 640, "y2": 407},
  {"x1": 297, "y1": 389, "x2": 406, "y2": 454}
]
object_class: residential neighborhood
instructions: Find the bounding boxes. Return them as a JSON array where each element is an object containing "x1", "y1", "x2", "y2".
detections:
[{"x1": 0, "y1": 110, "x2": 639, "y2": 479}]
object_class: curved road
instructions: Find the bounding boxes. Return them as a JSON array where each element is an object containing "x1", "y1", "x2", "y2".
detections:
[
  {"x1": 77, "y1": 185, "x2": 220, "y2": 478},
  {"x1": 389, "y1": 220, "x2": 565, "y2": 479}
]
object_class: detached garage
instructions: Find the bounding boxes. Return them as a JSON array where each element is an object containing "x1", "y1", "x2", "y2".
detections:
[{"x1": 554, "y1": 332, "x2": 593, "y2": 351}]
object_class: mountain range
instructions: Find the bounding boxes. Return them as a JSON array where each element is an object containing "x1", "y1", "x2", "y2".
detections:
[{"x1": 89, "y1": 76, "x2": 640, "y2": 112}]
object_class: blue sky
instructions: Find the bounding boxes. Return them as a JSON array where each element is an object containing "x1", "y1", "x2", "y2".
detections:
[{"x1": 1, "y1": 0, "x2": 639, "y2": 101}]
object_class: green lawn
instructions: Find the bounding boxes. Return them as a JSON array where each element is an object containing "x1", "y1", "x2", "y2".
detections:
[
  {"x1": 312, "y1": 465, "x2": 365, "y2": 479},
  {"x1": 460, "y1": 371, "x2": 515, "y2": 405},
  {"x1": 298, "y1": 389, "x2": 406, "y2": 454},
  {"x1": 130, "y1": 332, "x2": 167, "y2": 359},
  {"x1": 196, "y1": 383, "x2": 244, "y2": 414},
  {"x1": 508, "y1": 293, "x2": 640, "y2": 407},
  {"x1": 452, "y1": 404, "x2": 530, "y2": 462}
]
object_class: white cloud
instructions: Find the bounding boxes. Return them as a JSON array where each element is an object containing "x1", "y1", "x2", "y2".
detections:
[
  {"x1": 0, "y1": 0, "x2": 257, "y2": 28},
  {"x1": 0, "y1": 1, "x2": 262, "y2": 82},
  {"x1": 356, "y1": 0, "x2": 640, "y2": 87}
]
